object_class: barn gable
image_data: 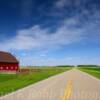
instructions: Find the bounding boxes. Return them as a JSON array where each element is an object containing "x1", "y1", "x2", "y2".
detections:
[{"x1": 0, "y1": 51, "x2": 19, "y2": 63}]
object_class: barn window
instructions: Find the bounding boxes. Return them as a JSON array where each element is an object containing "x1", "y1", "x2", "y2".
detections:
[
  {"x1": 0, "y1": 67, "x2": 3, "y2": 70},
  {"x1": 11, "y1": 67, "x2": 13, "y2": 69},
  {"x1": 6, "y1": 67, "x2": 8, "y2": 69},
  {"x1": 15, "y1": 67, "x2": 17, "y2": 69}
]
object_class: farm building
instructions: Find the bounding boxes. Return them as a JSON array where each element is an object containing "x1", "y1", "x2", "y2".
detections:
[{"x1": 0, "y1": 51, "x2": 19, "y2": 73}]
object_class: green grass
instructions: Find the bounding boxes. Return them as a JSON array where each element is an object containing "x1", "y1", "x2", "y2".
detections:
[
  {"x1": 79, "y1": 67, "x2": 100, "y2": 79},
  {"x1": 0, "y1": 67, "x2": 72, "y2": 96}
]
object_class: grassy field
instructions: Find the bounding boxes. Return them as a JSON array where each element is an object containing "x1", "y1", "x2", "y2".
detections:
[
  {"x1": 0, "y1": 67, "x2": 72, "y2": 96},
  {"x1": 79, "y1": 67, "x2": 100, "y2": 79}
]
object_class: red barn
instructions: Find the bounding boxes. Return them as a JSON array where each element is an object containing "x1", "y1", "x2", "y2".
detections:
[{"x1": 0, "y1": 51, "x2": 19, "y2": 73}]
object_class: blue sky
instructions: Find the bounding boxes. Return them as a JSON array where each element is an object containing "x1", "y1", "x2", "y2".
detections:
[{"x1": 0, "y1": 0, "x2": 100, "y2": 66}]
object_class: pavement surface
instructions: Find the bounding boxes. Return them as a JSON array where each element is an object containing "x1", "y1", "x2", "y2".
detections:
[{"x1": 0, "y1": 69, "x2": 100, "y2": 100}]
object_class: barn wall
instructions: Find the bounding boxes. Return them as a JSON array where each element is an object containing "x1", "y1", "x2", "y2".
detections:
[{"x1": 0, "y1": 62, "x2": 19, "y2": 71}]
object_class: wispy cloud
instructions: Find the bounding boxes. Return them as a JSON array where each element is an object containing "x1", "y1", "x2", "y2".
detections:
[
  {"x1": 19, "y1": 55, "x2": 100, "y2": 66},
  {"x1": 1, "y1": 9, "x2": 100, "y2": 51},
  {"x1": 0, "y1": 0, "x2": 100, "y2": 66},
  {"x1": 55, "y1": 0, "x2": 85, "y2": 9},
  {"x1": 56, "y1": 0, "x2": 67, "y2": 8},
  {"x1": 0, "y1": 18, "x2": 83, "y2": 51}
]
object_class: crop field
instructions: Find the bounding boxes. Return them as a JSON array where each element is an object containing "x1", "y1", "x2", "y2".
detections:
[
  {"x1": 79, "y1": 67, "x2": 100, "y2": 79},
  {"x1": 0, "y1": 67, "x2": 72, "y2": 96}
]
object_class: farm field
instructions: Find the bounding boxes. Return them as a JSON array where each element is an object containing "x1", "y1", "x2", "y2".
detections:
[
  {"x1": 0, "y1": 67, "x2": 72, "y2": 96},
  {"x1": 79, "y1": 67, "x2": 100, "y2": 79}
]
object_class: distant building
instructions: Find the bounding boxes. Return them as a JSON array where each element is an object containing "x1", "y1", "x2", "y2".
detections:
[{"x1": 0, "y1": 51, "x2": 19, "y2": 73}]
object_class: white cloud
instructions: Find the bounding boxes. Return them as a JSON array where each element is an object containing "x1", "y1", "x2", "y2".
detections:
[{"x1": 0, "y1": 19, "x2": 83, "y2": 51}]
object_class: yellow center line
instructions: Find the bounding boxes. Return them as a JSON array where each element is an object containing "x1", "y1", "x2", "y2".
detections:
[{"x1": 62, "y1": 80, "x2": 73, "y2": 100}]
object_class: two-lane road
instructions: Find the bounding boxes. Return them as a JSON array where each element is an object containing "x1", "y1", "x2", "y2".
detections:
[{"x1": 0, "y1": 69, "x2": 100, "y2": 100}]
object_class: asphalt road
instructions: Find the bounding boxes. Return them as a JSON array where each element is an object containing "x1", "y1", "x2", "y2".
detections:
[{"x1": 0, "y1": 69, "x2": 100, "y2": 100}]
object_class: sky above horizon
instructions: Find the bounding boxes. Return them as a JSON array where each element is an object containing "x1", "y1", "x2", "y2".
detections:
[{"x1": 0, "y1": 0, "x2": 100, "y2": 66}]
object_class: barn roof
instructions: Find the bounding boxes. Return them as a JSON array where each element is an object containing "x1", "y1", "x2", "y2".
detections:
[{"x1": 0, "y1": 51, "x2": 19, "y2": 63}]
